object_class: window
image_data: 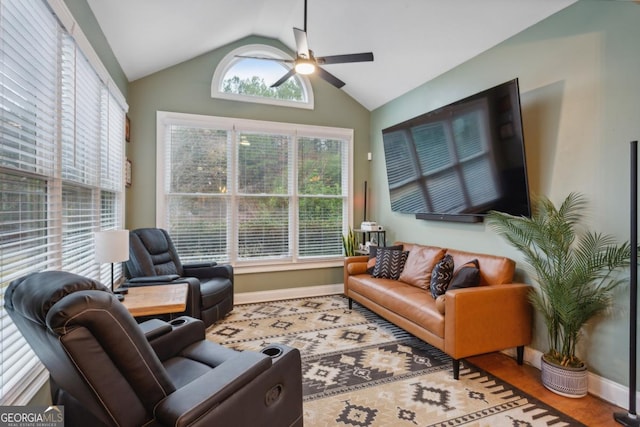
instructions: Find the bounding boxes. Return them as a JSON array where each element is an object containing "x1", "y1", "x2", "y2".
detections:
[
  {"x1": 157, "y1": 112, "x2": 352, "y2": 268},
  {"x1": 211, "y1": 44, "x2": 314, "y2": 110},
  {"x1": 0, "y1": 0, "x2": 127, "y2": 404}
]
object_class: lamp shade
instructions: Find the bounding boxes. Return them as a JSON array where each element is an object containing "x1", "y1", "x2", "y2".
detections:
[{"x1": 95, "y1": 230, "x2": 129, "y2": 264}]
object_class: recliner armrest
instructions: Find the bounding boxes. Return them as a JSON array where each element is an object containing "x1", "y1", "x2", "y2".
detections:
[
  {"x1": 183, "y1": 261, "x2": 217, "y2": 269},
  {"x1": 154, "y1": 351, "x2": 271, "y2": 426},
  {"x1": 147, "y1": 317, "x2": 206, "y2": 361},
  {"x1": 139, "y1": 318, "x2": 173, "y2": 340},
  {"x1": 183, "y1": 264, "x2": 233, "y2": 280},
  {"x1": 126, "y1": 274, "x2": 181, "y2": 284}
]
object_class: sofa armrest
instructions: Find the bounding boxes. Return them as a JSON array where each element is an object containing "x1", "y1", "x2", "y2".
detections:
[
  {"x1": 444, "y1": 283, "x2": 532, "y2": 360},
  {"x1": 343, "y1": 256, "x2": 369, "y2": 294},
  {"x1": 154, "y1": 351, "x2": 272, "y2": 426}
]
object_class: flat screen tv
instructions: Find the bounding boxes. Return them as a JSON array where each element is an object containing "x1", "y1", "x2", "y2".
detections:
[{"x1": 382, "y1": 78, "x2": 531, "y2": 223}]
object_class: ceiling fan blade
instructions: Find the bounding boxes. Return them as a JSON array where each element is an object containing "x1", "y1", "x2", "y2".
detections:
[
  {"x1": 234, "y1": 55, "x2": 293, "y2": 63},
  {"x1": 316, "y1": 67, "x2": 345, "y2": 89},
  {"x1": 293, "y1": 28, "x2": 310, "y2": 58},
  {"x1": 270, "y1": 68, "x2": 297, "y2": 88},
  {"x1": 317, "y1": 52, "x2": 374, "y2": 65}
]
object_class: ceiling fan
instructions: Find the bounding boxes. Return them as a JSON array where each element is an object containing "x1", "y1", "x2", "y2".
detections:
[{"x1": 236, "y1": 0, "x2": 374, "y2": 89}]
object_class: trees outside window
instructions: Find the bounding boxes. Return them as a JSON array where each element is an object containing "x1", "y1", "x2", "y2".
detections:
[{"x1": 157, "y1": 112, "x2": 352, "y2": 266}]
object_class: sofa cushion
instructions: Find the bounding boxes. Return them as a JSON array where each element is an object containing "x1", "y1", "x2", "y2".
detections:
[
  {"x1": 367, "y1": 245, "x2": 403, "y2": 274},
  {"x1": 430, "y1": 254, "x2": 454, "y2": 298},
  {"x1": 449, "y1": 259, "x2": 481, "y2": 290},
  {"x1": 348, "y1": 275, "x2": 445, "y2": 338},
  {"x1": 372, "y1": 248, "x2": 409, "y2": 280},
  {"x1": 398, "y1": 246, "x2": 445, "y2": 290}
]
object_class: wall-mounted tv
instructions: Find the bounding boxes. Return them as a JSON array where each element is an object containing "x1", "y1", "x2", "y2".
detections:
[{"x1": 381, "y1": 78, "x2": 531, "y2": 223}]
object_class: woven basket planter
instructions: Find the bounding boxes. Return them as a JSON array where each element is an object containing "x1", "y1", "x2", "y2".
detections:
[{"x1": 540, "y1": 354, "x2": 588, "y2": 398}]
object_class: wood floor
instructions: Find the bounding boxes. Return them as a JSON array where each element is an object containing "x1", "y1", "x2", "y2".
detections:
[{"x1": 468, "y1": 352, "x2": 625, "y2": 427}]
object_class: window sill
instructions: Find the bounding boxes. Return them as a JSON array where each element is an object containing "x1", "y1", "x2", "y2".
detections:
[{"x1": 234, "y1": 258, "x2": 344, "y2": 274}]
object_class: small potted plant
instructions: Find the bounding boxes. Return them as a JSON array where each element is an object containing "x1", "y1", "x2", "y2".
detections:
[
  {"x1": 342, "y1": 227, "x2": 357, "y2": 257},
  {"x1": 487, "y1": 192, "x2": 630, "y2": 397}
]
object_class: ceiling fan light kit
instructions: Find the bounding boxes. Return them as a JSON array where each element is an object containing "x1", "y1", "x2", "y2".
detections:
[
  {"x1": 236, "y1": 0, "x2": 373, "y2": 89},
  {"x1": 294, "y1": 59, "x2": 315, "y2": 75}
]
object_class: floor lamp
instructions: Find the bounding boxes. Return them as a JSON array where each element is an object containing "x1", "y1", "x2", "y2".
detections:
[
  {"x1": 95, "y1": 229, "x2": 129, "y2": 292},
  {"x1": 615, "y1": 140, "x2": 639, "y2": 426}
]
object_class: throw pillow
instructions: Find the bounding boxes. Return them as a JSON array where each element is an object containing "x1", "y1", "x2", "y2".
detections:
[
  {"x1": 372, "y1": 248, "x2": 409, "y2": 280},
  {"x1": 399, "y1": 246, "x2": 446, "y2": 290},
  {"x1": 448, "y1": 259, "x2": 481, "y2": 290},
  {"x1": 367, "y1": 244, "x2": 403, "y2": 274},
  {"x1": 430, "y1": 254, "x2": 454, "y2": 298}
]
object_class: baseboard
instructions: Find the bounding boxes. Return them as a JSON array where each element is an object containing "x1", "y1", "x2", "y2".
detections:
[
  {"x1": 502, "y1": 346, "x2": 636, "y2": 410},
  {"x1": 234, "y1": 283, "x2": 343, "y2": 304},
  {"x1": 236, "y1": 286, "x2": 635, "y2": 410}
]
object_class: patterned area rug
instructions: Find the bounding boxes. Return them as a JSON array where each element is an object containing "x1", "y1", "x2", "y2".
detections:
[{"x1": 207, "y1": 295, "x2": 584, "y2": 427}]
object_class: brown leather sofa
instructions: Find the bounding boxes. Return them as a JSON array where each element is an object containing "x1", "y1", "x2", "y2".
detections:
[{"x1": 344, "y1": 242, "x2": 532, "y2": 379}]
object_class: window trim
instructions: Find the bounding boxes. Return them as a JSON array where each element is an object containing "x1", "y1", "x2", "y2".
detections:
[
  {"x1": 156, "y1": 111, "x2": 353, "y2": 271},
  {"x1": 211, "y1": 44, "x2": 315, "y2": 110}
]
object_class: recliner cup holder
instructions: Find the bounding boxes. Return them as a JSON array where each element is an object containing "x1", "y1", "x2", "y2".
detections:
[
  {"x1": 261, "y1": 345, "x2": 283, "y2": 358},
  {"x1": 170, "y1": 318, "x2": 187, "y2": 326}
]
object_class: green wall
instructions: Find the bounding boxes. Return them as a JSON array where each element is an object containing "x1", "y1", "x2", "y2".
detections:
[
  {"x1": 370, "y1": 0, "x2": 640, "y2": 385},
  {"x1": 125, "y1": 36, "x2": 371, "y2": 293}
]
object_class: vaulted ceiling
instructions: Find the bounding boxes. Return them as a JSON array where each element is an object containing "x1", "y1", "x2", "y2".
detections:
[{"x1": 87, "y1": 0, "x2": 577, "y2": 110}]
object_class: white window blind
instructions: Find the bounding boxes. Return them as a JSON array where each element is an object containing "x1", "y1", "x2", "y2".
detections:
[
  {"x1": 0, "y1": 0, "x2": 127, "y2": 405},
  {"x1": 297, "y1": 136, "x2": 346, "y2": 257},
  {"x1": 237, "y1": 131, "x2": 291, "y2": 261},
  {"x1": 158, "y1": 112, "x2": 352, "y2": 267},
  {"x1": 164, "y1": 125, "x2": 230, "y2": 262}
]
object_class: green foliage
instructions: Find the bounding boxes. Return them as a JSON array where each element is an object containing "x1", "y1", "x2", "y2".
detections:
[
  {"x1": 342, "y1": 227, "x2": 357, "y2": 257},
  {"x1": 486, "y1": 192, "x2": 631, "y2": 368},
  {"x1": 222, "y1": 75, "x2": 303, "y2": 101}
]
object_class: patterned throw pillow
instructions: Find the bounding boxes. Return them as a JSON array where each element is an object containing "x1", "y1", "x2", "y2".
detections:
[
  {"x1": 372, "y1": 248, "x2": 409, "y2": 280},
  {"x1": 367, "y1": 245, "x2": 403, "y2": 274},
  {"x1": 430, "y1": 254, "x2": 455, "y2": 298},
  {"x1": 448, "y1": 259, "x2": 481, "y2": 290}
]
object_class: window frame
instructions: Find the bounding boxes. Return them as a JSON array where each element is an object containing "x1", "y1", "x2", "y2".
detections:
[
  {"x1": 211, "y1": 44, "x2": 315, "y2": 110},
  {"x1": 156, "y1": 111, "x2": 352, "y2": 272}
]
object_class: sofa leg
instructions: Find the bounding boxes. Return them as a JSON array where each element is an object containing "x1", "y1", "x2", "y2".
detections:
[
  {"x1": 517, "y1": 346, "x2": 524, "y2": 365},
  {"x1": 452, "y1": 359, "x2": 460, "y2": 380},
  {"x1": 348, "y1": 298, "x2": 353, "y2": 310}
]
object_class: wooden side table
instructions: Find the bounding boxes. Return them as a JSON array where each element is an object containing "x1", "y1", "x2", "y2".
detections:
[{"x1": 120, "y1": 283, "x2": 188, "y2": 317}]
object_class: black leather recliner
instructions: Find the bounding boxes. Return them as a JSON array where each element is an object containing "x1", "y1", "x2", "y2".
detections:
[
  {"x1": 125, "y1": 228, "x2": 233, "y2": 326},
  {"x1": 4, "y1": 271, "x2": 303, "y2": 427}
]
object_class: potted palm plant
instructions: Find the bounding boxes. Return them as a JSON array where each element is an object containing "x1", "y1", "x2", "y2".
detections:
[{"x1": 486, "y1": 192, "x2": 630, "y2": 397}]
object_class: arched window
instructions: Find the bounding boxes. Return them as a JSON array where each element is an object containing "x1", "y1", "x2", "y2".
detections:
[{"x1": 212, "y1": 44, "x2": 314, "y2": 109}]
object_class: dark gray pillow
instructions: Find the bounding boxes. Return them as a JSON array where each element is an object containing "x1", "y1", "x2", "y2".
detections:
[{"x1": 448, "y1": 259, "x2": 480, "y2": 290}]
